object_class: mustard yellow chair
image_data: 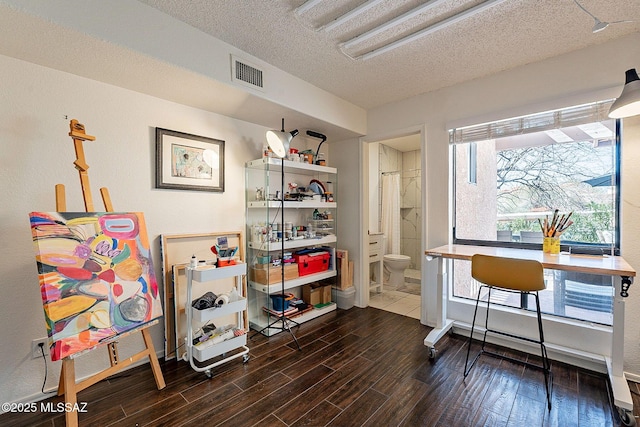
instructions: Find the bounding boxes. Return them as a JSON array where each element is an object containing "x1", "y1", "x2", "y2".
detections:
[{"x1": 464, "y1": 254, "x2": 552, "y2": 410}]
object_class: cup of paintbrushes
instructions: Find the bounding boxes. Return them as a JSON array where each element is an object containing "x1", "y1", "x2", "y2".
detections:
[{"x1": 543, "y1": 236, "x2": 560, "y2": 254}]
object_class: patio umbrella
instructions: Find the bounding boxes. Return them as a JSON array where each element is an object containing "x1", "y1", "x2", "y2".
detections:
[{"x1": 583, "y1": 174, "x2": 613, "y2": 187}]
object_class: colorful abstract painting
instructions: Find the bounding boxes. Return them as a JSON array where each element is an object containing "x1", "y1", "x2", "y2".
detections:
[
  {"x1": 171, "y1": 143, "x2": 213, "y2": 179},
  {"x1": 29, "y1": 212, "x2": 162, "y2": 361}
]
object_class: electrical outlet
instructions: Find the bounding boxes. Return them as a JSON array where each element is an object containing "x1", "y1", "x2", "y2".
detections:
[{"x1": 31, "y1": 338, "x2": 48, "y2": 359}]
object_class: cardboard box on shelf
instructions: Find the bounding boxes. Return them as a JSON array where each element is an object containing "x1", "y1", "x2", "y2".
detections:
[
  {"x1": 302, "y1": 283, "x2": 332, "y2": 306},
  {"x1": 249, "y1": 263, "x2": 298, "y2": 284},
  {"x1": 322, "y1": 285, "x2": 331, "y2": 303}
]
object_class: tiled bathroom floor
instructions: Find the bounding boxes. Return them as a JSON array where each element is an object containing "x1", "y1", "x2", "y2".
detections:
[
  {"x1": 369, "y1": 268, "x2": 421, "y2": 319},
  {"x1": 369, "y1": 288, "x2": 421, "y2": 319},
  {"x1": 404, "y1": 268, "x2": 421, "y2": 283}
]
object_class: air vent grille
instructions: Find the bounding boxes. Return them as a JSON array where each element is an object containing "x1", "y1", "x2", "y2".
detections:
[{"x1": 231, "y1": 56, "x2": 264, "y2": 91}]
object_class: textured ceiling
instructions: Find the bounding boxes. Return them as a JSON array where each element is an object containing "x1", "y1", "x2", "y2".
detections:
[{"x1": 138, "y1": 0, "x2": 640, "y2": 109}]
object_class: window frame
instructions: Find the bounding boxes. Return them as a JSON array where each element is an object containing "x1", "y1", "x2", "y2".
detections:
[
  {"x1": 451, "y1": 115, "x2": 621, "y2": 257},
  {"x1": 467, "y1": 141, "x2": 477, "y2": 184},
  {"x1": 448, "y1": 104, "x2": 621, "y2": 326}
]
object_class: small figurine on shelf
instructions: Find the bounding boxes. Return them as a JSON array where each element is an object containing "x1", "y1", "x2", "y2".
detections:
[{"x1": 256, "y1": 187, "x2": 264, "y2": 201}]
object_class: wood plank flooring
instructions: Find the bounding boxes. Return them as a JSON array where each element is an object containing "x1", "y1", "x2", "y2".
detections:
[{"x1": 3, "y1": 307, "x2": 639, "y2": 426}]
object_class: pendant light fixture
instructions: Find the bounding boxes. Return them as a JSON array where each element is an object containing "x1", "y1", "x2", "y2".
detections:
[{"x1": 609, "y1": 69, "x2": 640, "y2": 119}]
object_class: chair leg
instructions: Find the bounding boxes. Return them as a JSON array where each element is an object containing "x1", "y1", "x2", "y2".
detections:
[
  {"x1": 534, "y1": 292, "x2": 553, "y2": 410},
  {"x1": 482, "y1": 286, "x2": 492, "y2": 353},
  {"x1": 464, "y1": 287, "x2": 552, "y2": 409},
  {"x1": 464, "y1": 285, "x2": 488, "y2": 377}
]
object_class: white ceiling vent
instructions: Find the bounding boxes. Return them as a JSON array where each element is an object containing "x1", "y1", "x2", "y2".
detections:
[{"x1": 231, "y1": 55, "x2": 264, "y2": 91}]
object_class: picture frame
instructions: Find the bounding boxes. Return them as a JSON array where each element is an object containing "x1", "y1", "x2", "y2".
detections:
[{"x1": 155, "y1": 128, "x2": 224, "y2": 192}]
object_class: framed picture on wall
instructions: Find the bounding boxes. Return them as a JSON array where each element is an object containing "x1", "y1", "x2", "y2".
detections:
[{"x1": 155, "y1": 128, "x2": 225, "y2": 192}]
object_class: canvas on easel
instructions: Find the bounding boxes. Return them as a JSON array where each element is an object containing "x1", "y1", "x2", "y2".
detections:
[
  {"x1": 29, "y1": 211, "x2": 163, "y2": 360},
  {"x1": 28, "y1": 119, "x2": 165, "y2": 427}
]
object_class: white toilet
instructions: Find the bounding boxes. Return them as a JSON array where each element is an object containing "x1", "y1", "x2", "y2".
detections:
[{"x1": 383, "y1": 254, "x2": 411, "y2": 287}]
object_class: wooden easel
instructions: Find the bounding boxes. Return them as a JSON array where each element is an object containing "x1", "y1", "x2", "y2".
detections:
[{"x1": 55, "y1": 120, "x2": 166, "y2": 427}]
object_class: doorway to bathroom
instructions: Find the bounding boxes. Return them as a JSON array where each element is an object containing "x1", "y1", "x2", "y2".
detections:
[{"x1": 365, "y1": 132, "x2": 422, "y2": 319}]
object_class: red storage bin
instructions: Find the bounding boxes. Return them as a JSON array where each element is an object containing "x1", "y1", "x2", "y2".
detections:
[{"x1": 294, "y1": 251, "x2": 330, "y2": 276}]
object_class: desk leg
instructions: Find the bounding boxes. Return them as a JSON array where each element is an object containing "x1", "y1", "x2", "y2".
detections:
[
  {"x1": 608, "y1": 275, "x2": 634, "y2": 425},
  {"x1": 424, "y1": 257, "x2": 454, "y2": 358}
]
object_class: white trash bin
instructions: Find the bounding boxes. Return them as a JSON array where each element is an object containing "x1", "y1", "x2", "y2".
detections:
[{"x1": 335, "y1": 286, "x2": 356, "y2": 310}]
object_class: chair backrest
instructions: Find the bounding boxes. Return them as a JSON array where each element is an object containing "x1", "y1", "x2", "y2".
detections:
[{"x1": 471, "y1": 254, "x2": 545, "y2": 292}]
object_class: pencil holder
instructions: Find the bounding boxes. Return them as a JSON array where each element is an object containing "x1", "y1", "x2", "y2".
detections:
[{"x1": 543, "y1": 237, "x2": 560, "y2": 254}]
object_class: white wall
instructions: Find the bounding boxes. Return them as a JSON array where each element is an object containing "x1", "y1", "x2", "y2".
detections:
[
  {"x1": 0, "y1": 53, "x2": 268, "y2": 404},
  {"x1": 330, "y1": 138, "x2": 362, "y2": 306},
  {"x1": 0, "y1": 0, "x2": 367, "y2": 137},
  {"x1": 367, "y1": 141, "x2": 379, "y2": 232},
  {"x1": 367, "y1": 33, "x2": 640, "y2": 376}
]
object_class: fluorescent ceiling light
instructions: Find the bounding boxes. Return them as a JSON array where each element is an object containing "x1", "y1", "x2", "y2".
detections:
[
  {"x1": 295, "y1": 0, "x2": 323, "y2": 15},
  {"x1": 578, "y1": 123, "x2": 613, "y2": 139},
  {"x1": 352, "y1": 0, "x2": 509, "y2": 61},
  {"x1": 593, "y1": 139, "x2": 613, "y2": 148},
  {"x1": 545, "y1": 129, "x2": 573, "y2": 143},
  {"x1": 340, "y1": 0, "x2": 447, "y2": 48},
  {"x1": 321, "y1": 0, "x2": 385, "y2": 32}
]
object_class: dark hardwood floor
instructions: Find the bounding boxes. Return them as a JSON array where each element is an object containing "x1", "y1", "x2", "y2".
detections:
[{"x1": 3, "y1": 307, "x2": 639, "y2": 426}]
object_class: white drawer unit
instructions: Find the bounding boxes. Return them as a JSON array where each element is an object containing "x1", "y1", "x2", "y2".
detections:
[{"x1": 369, "y1": 233, "x2": 384, "y2": 293}]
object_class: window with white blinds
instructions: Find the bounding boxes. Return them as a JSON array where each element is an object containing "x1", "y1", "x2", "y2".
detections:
[
  {"x1": 449, "y1": 100, "x2": 614, "y2": 144},
  {"x1": 449, "y1": 99, "x2": 620, "y2": 325}
]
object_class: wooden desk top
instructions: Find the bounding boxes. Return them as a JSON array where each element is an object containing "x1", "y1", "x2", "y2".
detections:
[{"x1": 426, "y1": 244, "x2": 636, "y2": 277}]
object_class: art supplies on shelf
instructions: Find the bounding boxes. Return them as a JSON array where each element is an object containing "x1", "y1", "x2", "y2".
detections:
[
  {"x1": 191, "y1": 288, "x2": 241, "y2": 311},
  {"x1": 193, "y1": 324, "x2": 246, "y2": 350},
  {"x1": 262, "y1": 305, "x2": 298, "y2": 317},
  {"x1": 262, "y1": 296, "x2": 313, "y2": 319},
  {"x1": 210, "y1": 235, "x2": 239, "y2": 266},
  {"x1": 185, "y1": 260, "x2": 249, "y2": 373},
  {"x1": 246, "y1": 157, "x2": 338, "y2": 337}
]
